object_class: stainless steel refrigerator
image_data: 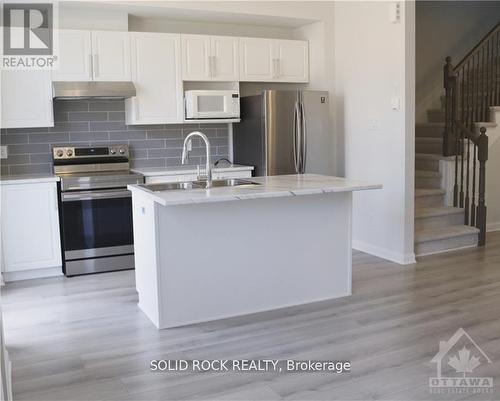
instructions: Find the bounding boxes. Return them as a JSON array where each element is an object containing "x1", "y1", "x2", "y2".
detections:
[{"x1": 233, "y1": 90, "x2": 333, "y2": 176}]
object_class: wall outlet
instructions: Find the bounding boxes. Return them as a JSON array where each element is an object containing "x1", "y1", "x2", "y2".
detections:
[
  {"x1": 0, "y1": 146, "x2": 8, "y2": 159},
  {"x1": 368, "y1": 119, "x2": 381, "y2": 131},
  {"x1": 390, "y1": 2, "x2": 401, "y2": 23}
]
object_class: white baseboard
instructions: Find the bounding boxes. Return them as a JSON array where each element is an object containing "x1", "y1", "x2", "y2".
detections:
[
  {"x1": 4, "y1": 266, "x2": 63, "y2": 282},
  {"x1": 487, "y1": 222, "x2": 500, "y2": 232},
  {"x1": 352, "y1": 241, "x2": 416, "y2": 265}
]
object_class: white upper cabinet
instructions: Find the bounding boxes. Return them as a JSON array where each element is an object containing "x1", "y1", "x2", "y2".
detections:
[
  {"x1": 275, "y1": 40, "x2": 309, "y2": 82},
  {"x1": 210, "y1": 36, "x2": 239, "y2": 81},
  {"x1": 91, "y1": 31, "x2": 131, "y2": 81},
  {"x1": 181, "y1": 34, "x2": 211, "y2": 81},
  {"x1": 0, "y1": 70, "x2": 54, "y2": 129},
  {"x1": 1, "y1": 182, "x2": 61, "y2": 274},
  {"x1": 181, "y1": 34, "x2": 239, "y2": 81},
  {"x1": 125, "y1": 32, "x2": 183, "y2": 125},
  {"x1": 53, "y1": 30, "x2": 92, "y2": 81},
  {"x1": 239, "y1": 38, "x2": 275, "y2": 82},
  {"x1": 239, "y1": 38, "x2": 309, "y2": 83},
  {"x1": 53, "y1": 30, "x2": 131, "y2": 82}
]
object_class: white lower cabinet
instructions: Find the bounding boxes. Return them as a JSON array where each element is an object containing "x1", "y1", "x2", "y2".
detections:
[
  {"x1": 125, "y1": 32, "x2": 183, "y2": 125},
  {"x1": 0, "y1": 182, "x2": 62, "y2": 281}
]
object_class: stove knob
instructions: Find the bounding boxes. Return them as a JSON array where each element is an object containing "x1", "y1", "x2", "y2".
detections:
[
  {"x1": 56, "y1": 149, "x2": 64, "y2": 157},
  {"x1": 66, "y1": 149, "x2": 73, "y2": 157},
  {"x1": 119, "y1": 148, "x2": 125, "y2": 155},
  {"x1": 110, "y1": 148, "x2": 116, "y2": 155}
]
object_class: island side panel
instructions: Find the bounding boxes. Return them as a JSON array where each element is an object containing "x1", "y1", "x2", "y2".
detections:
[
  {"x1": 131, "y1": 189, "x2": 162, "y2": 328},
  {"x1": 156, "y1": 192, "x2": 353, "y2": 329}
]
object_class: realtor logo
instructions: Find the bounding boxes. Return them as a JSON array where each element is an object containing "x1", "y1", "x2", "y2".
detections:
[
  {"x1": 3, "y1": 3, "x2": 53, "y2": 55},
  {"x1": 1, "y1": 1, "x2": 58, "y2": 69},
  {"x1": 429, "y1": 328, "x2": 494, "y2": 395}
]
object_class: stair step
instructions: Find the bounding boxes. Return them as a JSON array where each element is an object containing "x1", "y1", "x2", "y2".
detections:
[
  {"x1": 415, "y1": 189, "x2": 446, "y2": 208},
  {"x1": 427, "y1": 109, "x2": 445, "y2": 123},
  {"x1": 415, "y1": 170, "x2": 441, "y2": 178},
  {"x1": 415, "y1": 206, "x2": 465, "y2": 230},
  {"x1": 416, "y1": 122, "x2": 444, "y2": 138},
  {"x1": 415, "y1": 169, "x2": 441, "y2": 189},
  {"x1": 415, "y1": 225, "x2": 479, "y2": 256},
  {"x1": 416, "y1": 137, "x2": 443, "y2": 155}
]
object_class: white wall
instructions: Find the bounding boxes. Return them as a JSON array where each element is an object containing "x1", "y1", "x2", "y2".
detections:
[
  {"x1": 416, "y1": 1, "x2": 500, "y2": 122},
  {"x1": 59, "y1": 5, "x2": 128, "y2": 31},
  {"x1": 334, "y1": 1, "x2": 415, "y2": 264}
]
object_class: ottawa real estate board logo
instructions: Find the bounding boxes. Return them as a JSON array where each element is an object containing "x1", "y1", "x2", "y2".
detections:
[
  {"x1": 429, "y1": 328, "x2": 494, "y2": 395},
  {"x1": 2, "y1": 1, "x2": 58, "y2": 69}
]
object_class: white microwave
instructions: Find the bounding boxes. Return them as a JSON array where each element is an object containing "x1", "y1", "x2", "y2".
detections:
[{"x1": 185, "y1": 90, "x2": 240, "y2": 120}]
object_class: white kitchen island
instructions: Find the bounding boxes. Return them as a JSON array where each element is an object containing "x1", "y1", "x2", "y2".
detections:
[{"x1": 128, "y1": 174, "x2": 381, "y2": 329}]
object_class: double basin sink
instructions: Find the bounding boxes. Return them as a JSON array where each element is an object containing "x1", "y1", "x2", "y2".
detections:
[{"x1": 139, "y1": 179, "x2": 260, "y2": 193}]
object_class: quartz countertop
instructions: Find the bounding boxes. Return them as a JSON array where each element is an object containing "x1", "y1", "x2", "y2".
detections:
[
  {"x1": 128, "y1": 174, "x2": 382, "y2": 206},
  {"x1": 131, "y1": 164, "x2": 254, "y2": 177},
  {"x1": 0, "y1": 173, "x2": 60, "y2": 185}
]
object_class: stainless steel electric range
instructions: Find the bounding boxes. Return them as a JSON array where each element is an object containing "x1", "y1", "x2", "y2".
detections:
[{"x1": 53, "y1": 145, "x2": 144, "y2": 276}]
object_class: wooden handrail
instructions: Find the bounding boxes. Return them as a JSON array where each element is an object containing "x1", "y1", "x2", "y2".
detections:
[{"x1": 453, "y1": 21, "x2": 500, "y2": 72}]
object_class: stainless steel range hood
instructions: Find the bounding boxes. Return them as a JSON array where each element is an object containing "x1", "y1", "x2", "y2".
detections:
[{"x1": 53, "y1": 81, "x2": 136, "y2": 100}]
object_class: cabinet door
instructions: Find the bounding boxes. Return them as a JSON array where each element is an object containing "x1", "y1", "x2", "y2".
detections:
[
  {"x1": 91, "y1": 31, "x2": 131, "y2": 81},
  {"x1": 53, "y1": 29, "x2": 92, "y2": 81},
  {"x1": 239, "y1": 38, "x2": 275, "y2": 82},
  {"x1": 275, "y1": 40, "x2": 309, "y2": 83},
  {"x1": 125, "y1": 33, "x2": 183, "y2": 125},
  {"x1": 1, "y1": 182, "x2": 61, "y2": 272},
  {"x1": 211, "y1": 36, "x2": 239, "y2": 81},
  {"x1": 181, "y1": 34, "x2": 211, "y2": 81},
  {"x1": 0, "y1": 70, "x2": 54, "y2": 129}
]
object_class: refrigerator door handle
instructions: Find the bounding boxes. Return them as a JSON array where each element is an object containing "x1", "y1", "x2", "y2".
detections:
[
  {"x1": 293, "y1": 101, "x2": 300, "y2": 173},
  {"x1": 300, "y1": 101, "x2": 307, "y2": 173}
]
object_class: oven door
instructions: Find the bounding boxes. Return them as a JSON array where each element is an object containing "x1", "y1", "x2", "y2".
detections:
[{"x1": 60, "y1": 189, "x2": 134, "y2": 260}]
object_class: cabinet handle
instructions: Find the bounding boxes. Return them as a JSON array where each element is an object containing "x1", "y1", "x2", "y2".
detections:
[
  {"x1": 273, "y1": 59, "x2": 278, "y2": 79},
  {"x1": 276, "y1": 59, "x2": 280, "y2": 79},
  {"x1": 89, "y1": 54, "x2": 93, "y2": 79},
  {"x1": 93, "y1": 54, "x2": 99, "y2": 78},
  {"x1": 211, "y1": 55, "x2": 216, "y2": 78}
]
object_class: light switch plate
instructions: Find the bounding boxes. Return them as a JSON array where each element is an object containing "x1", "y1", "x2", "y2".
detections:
[{"x1": 0, "y1": 145, "x2": 8, "y2": 159}]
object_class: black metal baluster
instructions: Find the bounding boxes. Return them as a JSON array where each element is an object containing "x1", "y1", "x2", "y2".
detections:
[
  {"x1": 475, "y1": 50, "x2": 480, "y2": 123},
  {"x1": 465, "y1": 60, "x2": 471, "y2": 225},
  {"x1": 478, "y1": 47, "x2": 486, "y2": 121},
  {"x1": 458, "y1": 70, "x2": 465, "y2": 208},
  {"x1": 471, "y1": 144, "x2": 477, "y2": 227}
]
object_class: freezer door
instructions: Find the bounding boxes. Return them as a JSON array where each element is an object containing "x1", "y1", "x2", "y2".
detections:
[
  {"x1": 264, "y1": 90, "x2": 298, "y2": 176},
  {"x1": 301, "y1": 91, "x2": 333, "y2": 175}
]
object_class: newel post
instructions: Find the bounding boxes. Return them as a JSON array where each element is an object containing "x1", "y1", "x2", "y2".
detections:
[{"x1": 476, "y1": 127, "x2": 488, "y2": 246}]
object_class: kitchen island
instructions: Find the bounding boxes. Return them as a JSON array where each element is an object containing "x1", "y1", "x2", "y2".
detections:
[{"x1": 128, "y1": 174, "x2": 381, "y2": 329}]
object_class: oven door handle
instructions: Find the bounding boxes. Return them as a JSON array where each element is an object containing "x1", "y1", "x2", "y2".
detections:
[{"x1": 62, "y1": 189, "x2": 131, "y2": 202}]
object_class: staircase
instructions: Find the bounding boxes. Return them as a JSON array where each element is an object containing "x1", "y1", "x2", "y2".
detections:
[
  {"x1": 415, "y1": 99, "x2": 480, "y2": 256},
  {"x1": 414, "y1": 22, "x2": 500, "y2": 256}
]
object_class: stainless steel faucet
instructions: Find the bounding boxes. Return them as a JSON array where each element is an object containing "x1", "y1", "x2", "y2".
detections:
[{"x1": 182, "y1": 131, "x2": 212, "y2": 185}]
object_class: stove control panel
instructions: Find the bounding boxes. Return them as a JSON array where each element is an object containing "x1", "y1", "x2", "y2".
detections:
[{"x1": 52, "y1": 145, "x2": 129, "y2": 160}]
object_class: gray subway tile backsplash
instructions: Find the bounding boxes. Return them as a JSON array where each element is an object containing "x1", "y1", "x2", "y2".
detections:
[{"x1": 1, "y1": 99, "x2": 229, "y2": 175}]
